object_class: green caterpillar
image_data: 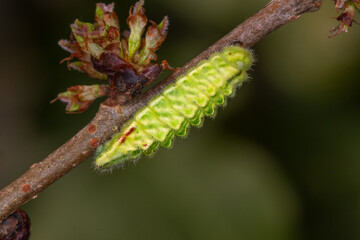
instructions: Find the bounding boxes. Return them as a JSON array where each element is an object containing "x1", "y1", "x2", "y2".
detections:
[{"x1": 95, "y1": 46, "x2": 253, "y2": 170}]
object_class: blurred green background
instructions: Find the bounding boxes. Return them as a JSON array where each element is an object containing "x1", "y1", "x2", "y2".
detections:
[{"x1": 1, "y1": 0, "x2": 360, "y2": 239}]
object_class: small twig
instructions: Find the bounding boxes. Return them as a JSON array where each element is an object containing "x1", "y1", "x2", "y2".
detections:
[{"x1": 0, "y1": 0, "x2": 323, "y2": 221}]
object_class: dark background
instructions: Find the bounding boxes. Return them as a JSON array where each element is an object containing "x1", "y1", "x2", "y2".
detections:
[{"x1": 1, "y1": 0, "x2": 360, "y2": 239}]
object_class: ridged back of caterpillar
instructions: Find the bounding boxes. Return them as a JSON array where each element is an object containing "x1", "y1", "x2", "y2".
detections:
[{"x1": 95, "y1": 46, "x2": 253, "y2": 170}]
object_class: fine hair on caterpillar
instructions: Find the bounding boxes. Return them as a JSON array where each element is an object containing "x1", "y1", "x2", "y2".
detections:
[
  {"x1": 92, "y1": 153, "x2": 141, "y2": 174},
  {"x1": 95, "y1": 46, "x2": 253, "y2": 171}
]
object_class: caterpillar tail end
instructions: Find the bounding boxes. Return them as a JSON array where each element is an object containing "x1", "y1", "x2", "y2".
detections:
[
  {"x1": 94, "y1": 124, "x2": 149, "y2": 171},
  {"x1": 94, "y1": 143, "x2": 141, "y2": 171}
]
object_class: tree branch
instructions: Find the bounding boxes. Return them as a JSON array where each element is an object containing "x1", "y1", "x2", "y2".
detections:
[{"x1": 0, "y1": 0, "x2": 323, "y2": 221}]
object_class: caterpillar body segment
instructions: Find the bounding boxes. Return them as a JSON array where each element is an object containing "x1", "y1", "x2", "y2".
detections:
[{"x1": 95, "y1": 46, "x2": 253, "y2": 170}]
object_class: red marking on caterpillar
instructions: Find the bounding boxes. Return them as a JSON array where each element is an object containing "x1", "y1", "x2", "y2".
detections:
[
  {"x1": 118, "y1": 126, "x2": 136, "y2": 145},
  {"x1": 125, "y1": 127, "x2": 136, "y2": 136},
  {"x1": 119, "y1": 136, "x2": 126, "y2": 144}
]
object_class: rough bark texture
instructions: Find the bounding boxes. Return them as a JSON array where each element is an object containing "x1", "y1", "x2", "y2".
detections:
[{"x1": 0, "y1": 0, "x2": 323, "y2": 221}]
